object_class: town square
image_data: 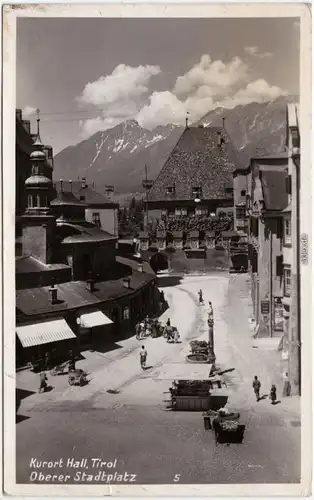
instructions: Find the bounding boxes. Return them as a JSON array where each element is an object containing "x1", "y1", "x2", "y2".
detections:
[{"x1": 3, "y1": 9, "x2": 310, "y2": 493}]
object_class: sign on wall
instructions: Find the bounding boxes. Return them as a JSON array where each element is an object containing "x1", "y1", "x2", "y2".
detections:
[{"x1": 261, "y1": 300, "x2": 270, "y2": 315}]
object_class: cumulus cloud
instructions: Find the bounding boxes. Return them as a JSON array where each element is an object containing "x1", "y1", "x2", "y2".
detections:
[
  {"x1": 79, "y1": 63, "x2": 160, "y2": 106},
  {"x1": 78, "y1": 55, "x2": 286, "y2": 135},
  {"x1": 78, "y1": 63, "x2": 160, "y2": 136},
  {"x1": 22, "y1": 106, "x2": 36, "y2": 117},
  {"x1": 220, "y1": 79, "x2": 287, "y2": 108},
  {"x1": 173, "y1": 55, "x2": 249, "y2": 96},
  {"x1": 244, "y1": 46, "x2": 273, "y2": 58}
]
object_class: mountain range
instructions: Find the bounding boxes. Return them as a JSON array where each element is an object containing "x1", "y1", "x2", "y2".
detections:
[{"x1": 53, "y1": 96, "x2": 297, "y2": 199}]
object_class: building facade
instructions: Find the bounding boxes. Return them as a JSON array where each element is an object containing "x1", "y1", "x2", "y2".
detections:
[
  {"x1": 54, "y1": 179, "x2": 119, "y2": 237},
  {"x1": 16, "y1": 112, "x2": 162, "y2": 367},
  {"x1": 281, "y1": 103, "x2": 301, "y2": 395},
  {"x1": 247, "y1": 156, "x2": 289, "y2": 337}
]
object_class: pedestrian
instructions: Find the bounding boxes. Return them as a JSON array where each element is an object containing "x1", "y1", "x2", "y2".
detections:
[
  {"x1": 135, "y1": 322, "x2": 141, "y2": 340},
  {"x1": 270, "y1": 384, "x2": 277, "y2": 404},
  {"x1": 252, "y1": 375, "x2": 261, "y2": 401},
  {"x1": 39, "y1": 371, "x2": 48, "y2": 393},
  {"x1": 208, "y1": 301, "x2": 213, "y2": 317},
  {"x1": 166, "y1": 318, "x2": 171, "y2": 327},
  {"x1": 283, "y1": 372, "x2": 291, "y2": 397},
  {"x1": 198, "y1": 289, "x2": 204, "y2": 305},
  {"x1": 173, "y1": 328, "x2": 180, "y2": 343},
  {"x1": 140, "y1": 346, "x2": 148, "y2": 369}
]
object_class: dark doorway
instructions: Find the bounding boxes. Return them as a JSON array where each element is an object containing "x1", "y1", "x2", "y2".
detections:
[{"x1": 82, "y1": 254, "x2": 92, "y2": 278}]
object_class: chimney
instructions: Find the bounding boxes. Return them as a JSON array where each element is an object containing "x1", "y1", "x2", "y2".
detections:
[
  {"x1": 105, "y1": 185, "x2": 114, "y2": 200},
  {"x1": 81, "y1": 177, "x2": 87, "y2": 189},
  {"x1": 49, "y1": 283, "x2": 58, "y2": 304},
  {"x1": 69, "y1": 180, "x2": 73, "y2": 193},
  {"x1": 86, "y1": 271, "x2": 95, "y2": 292},
  {"x1": 60, "y1": 179, "x2": 63, "y2": 192}
]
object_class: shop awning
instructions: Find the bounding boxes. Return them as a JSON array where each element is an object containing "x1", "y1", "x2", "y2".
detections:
[
  {"x1": 79, "y1": 310, "x2": 113, "y2": 329},
  {"x1": 16, "y1": 318, "x2": 76, "y2": 348}
]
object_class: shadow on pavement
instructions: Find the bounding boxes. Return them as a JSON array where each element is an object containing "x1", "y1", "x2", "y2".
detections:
[
  {"x1": 90, "y1": 342, "x2": 123, "y2": 354},
  {"x1": 258, "y1": 394, "x2": 268, "y2": 401},
  {"x1": 157, "y1": 276, "x2": 183, "y2": 287},
  {"x1": 16, "y1": 387, "x2": 36, "y2": 412},
  {"x1": 16, "y1": 414, "x2": 30, "y2": 424}
]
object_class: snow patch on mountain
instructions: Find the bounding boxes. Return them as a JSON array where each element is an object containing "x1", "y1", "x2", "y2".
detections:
[{"x1": 88, "y1": 132, "x2": 108, "y2": 170}]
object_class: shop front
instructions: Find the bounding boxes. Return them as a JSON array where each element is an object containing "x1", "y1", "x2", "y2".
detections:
[
  {"x1": 16, "y1": 316, "x2": 78, "y2": 368},
  {"x1": 76, "y1": 308, "x2": 113, "y2": 349}
]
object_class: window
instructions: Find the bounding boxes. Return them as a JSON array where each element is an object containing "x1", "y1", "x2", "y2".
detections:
[
  {"x1": 27, "y1": 194, "x2": 33, "y2": 208},
  {"x1": 284, "y1": 218, "x2": 292, "y2": 244},
  {"x1": 228, "y1": 211, "x2": 234, "y2": 218},
  {"x1": 175, "y1": 207, "x2": 187, "y2": 216},
  {"x1": 241, "y1": 190, "x2": 246, "y2": 196},
  {"x1": 80, "y1": 195, "x2": 85, "y2": 201},
  {"x1": 286, "y1": 175, "x2": 292, "y2": 195},
  {"x1": 123, "y1": 306, "x2": 130, "y2": 320},
  {"x1": 195, "y1": 207, "x2": 207, "y2": 215},
  {"x1": 236, "y1": 206, "x2": 246, "y2": 219},
  {"x1": 92, "y1": 212, "x2": 101, "y2": 227},
  {"x1": 192, "y1": 186, "x2": 202, "y2": 199},
  {"x1": 284, "y1": 267, "x2": 291, "y2": 297},
  {"x1": 166, "y1": 185, "x2": 175, "y2": 195}
]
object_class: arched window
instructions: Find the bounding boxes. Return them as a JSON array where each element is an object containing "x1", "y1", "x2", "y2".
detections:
[
  {"x1": 36, "y1": 194, "x2": 41, "y2": 207},
  {"x1": 27, "y1": 194, "x2": 33, "y2": 208}
]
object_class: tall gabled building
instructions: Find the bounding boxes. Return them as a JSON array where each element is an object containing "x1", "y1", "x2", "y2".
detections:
[
  {"x1": 146, "y1": 125, "x2": 239, "y2": 252},
  {"x1": 148, "y1": 125, "x2": 238, "y2": 217}
]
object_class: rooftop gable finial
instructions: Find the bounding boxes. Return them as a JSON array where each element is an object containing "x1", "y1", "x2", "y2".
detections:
[
  {"x1": 33, "y1": 108, "x2": 44, "y2": 149},
  {"x1": 185, "y1": 111, "x2": 189, "y2": 129}
]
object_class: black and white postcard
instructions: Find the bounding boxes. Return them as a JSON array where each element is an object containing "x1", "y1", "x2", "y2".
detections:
[{"x1": 2, "y1": 3, "x2": 312, "y2": 496}]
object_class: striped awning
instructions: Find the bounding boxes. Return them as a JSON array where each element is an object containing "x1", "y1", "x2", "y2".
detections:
[
  {"x1": 16, "y1": 318, "x2": 76, "y2": 348},
  {"x1": 79, "y1": 310, "x2": 113, "y2": 329}
]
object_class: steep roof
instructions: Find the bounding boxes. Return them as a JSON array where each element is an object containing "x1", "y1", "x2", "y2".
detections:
[
  {"x1": 148, "y1": 126, "x2": 239, "y2": 202},
  {"x1": 54, "y1": 181, "x2": 118, "y2": 207},
  {"x1": 260, "y1": 169, "x2": 288, "y2": 211},
  {"x1": 58, "y1": 222, "x2": 117, "y2": 244},
  {"x1": 51, "y1": 191, "x2": 86, "y2": 206}
]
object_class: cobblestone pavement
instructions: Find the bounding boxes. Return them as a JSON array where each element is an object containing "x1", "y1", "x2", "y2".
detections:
[{"x1": 16, "y1": 273, "x2": 301, "y2": 485}]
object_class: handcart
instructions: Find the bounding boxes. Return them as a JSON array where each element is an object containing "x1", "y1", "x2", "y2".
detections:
[{"x1": 68, "y1": 369, "x2": 88, "y2": 386}]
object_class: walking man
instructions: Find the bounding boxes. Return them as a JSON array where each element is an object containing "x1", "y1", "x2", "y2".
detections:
[
  {"x1": 198, "y1": 289, "x2": 204, "y2": 305},
  {"x1": 39, "y1": 371, "x2": 48, "y2": 393},
  {"x1": 140, "y1": 346, "x2": 148, "y2": 369},
  {"x1": 252, "y1": 375, "x2": 261, "y2": 401}
]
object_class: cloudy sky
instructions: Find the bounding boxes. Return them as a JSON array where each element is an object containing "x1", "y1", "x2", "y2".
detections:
[{"x1": 17, "y1": 17, "x2": 300, "y2": 153}]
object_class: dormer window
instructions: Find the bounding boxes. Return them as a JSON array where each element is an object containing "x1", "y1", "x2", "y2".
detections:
[
  {"x1": 166, "y1": 185, "x2": 175, "y2": 195},
  {"x1": 192, "y1": 186, "x2": 202, "y2": 199}
]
